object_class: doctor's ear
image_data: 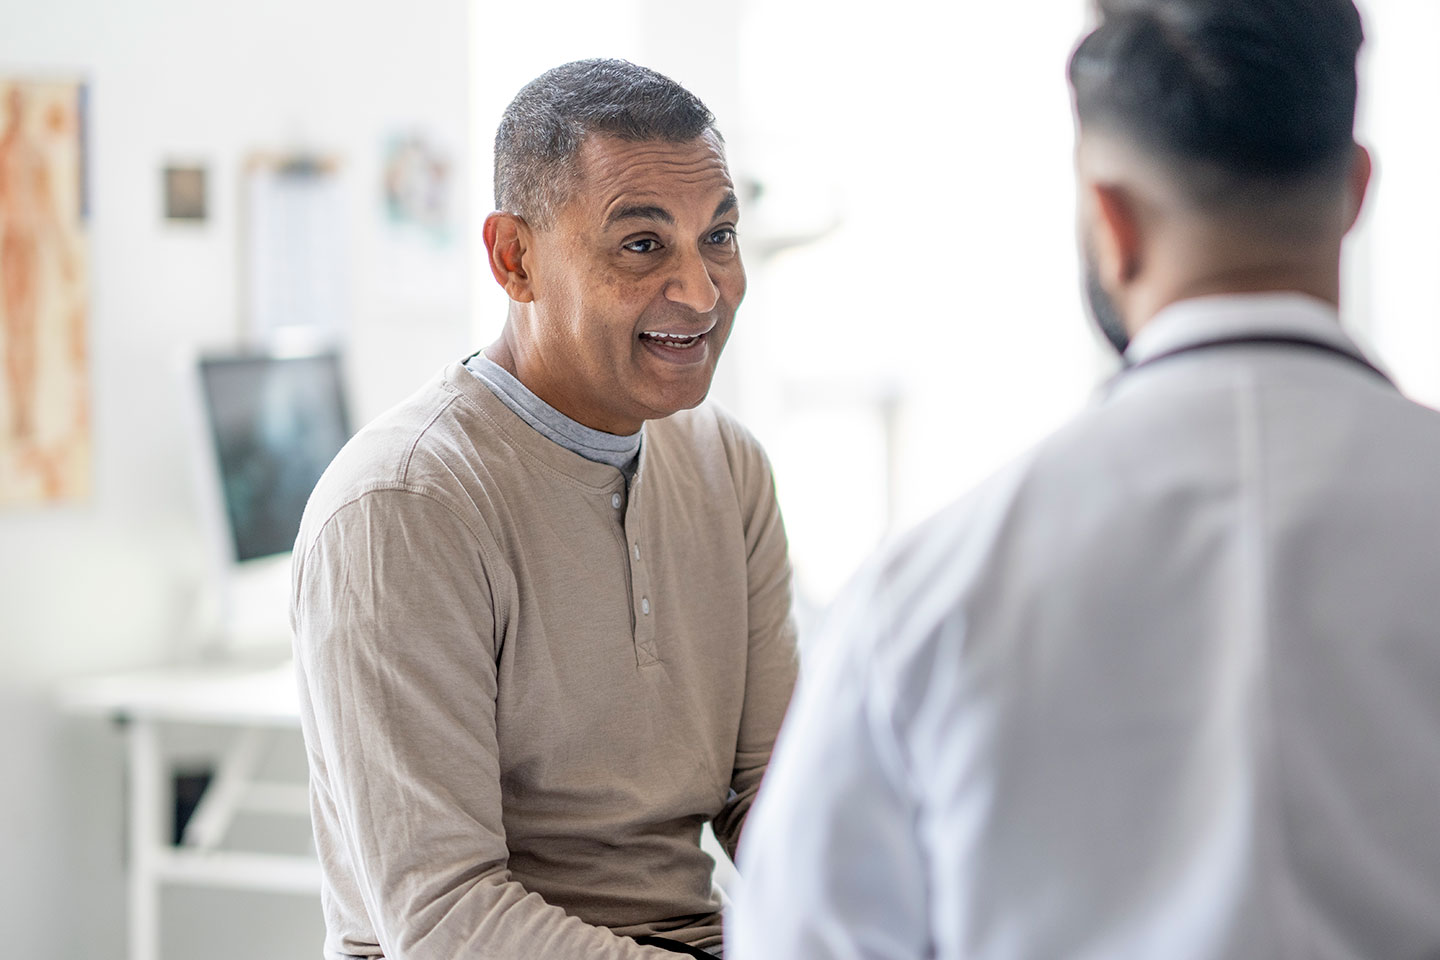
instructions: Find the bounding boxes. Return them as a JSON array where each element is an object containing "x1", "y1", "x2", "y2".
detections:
[
  {"x1": 1086, "y1": 182, "x2": 1144, "y2": 290},
  {"x1": 484, "y1": 212, "x2": 536, "y2": 304},
  {"x1": 1343, "y1": 143, "x2": 1372, "y2": 234}
]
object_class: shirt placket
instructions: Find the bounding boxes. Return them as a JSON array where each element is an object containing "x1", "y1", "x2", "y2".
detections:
[{"x1": 617, "y1": 478, "x2": 658, "y2": 667}]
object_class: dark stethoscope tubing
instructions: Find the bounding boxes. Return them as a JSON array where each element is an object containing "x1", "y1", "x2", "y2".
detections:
[{"x1": 1113, "y1": 334, "x2": 1394, "y2": 391}]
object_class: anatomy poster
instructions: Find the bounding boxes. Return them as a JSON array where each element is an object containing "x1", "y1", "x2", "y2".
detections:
[{"x1": 0, "y1": 78, "x2": 90, "y2": 506}]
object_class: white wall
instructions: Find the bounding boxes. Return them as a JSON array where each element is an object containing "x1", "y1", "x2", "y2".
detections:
[
  {"x1": 0, "y1": 0, "x2": 470, "y2": 956},
  {"x1": 1351, "y1": 0, "x2": 1440, "y2": 408},
  {"x1": 726, "y1": 1, "x2": 1101, "y2": 604}
]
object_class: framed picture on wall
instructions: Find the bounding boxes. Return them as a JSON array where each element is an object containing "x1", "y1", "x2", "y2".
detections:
[{"x1": 163, "y1": 163, "x2": 208, "y2": 222}]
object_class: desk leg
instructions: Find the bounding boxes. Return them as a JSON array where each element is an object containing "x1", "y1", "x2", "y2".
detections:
[
  {"x1": 183, "y1": 727, "x2": 269, "y2": 850},
  {"x1": 128, "y1": 717, "x2": 163, "y2": 960}
]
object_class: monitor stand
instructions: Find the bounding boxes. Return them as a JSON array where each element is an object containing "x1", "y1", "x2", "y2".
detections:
[{"x1": 196, "y1": 553, "x2": 295, "y2": 664}]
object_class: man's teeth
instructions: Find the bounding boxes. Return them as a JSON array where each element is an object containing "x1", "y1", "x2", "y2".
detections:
[{"x1": 640, "y1": 331, "x2": 702, "y2": 348}]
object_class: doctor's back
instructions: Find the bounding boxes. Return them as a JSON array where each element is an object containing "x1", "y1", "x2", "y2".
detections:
[
  {"x1": 731, "y1": 2, "x2": 1440, "y2": 958},
  {"x1": 855, "y1": 302, "x2": 1440, "y2": 956}
]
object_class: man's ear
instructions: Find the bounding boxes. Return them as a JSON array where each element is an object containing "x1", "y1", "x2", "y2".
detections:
[
  {"x1": 1087, "y1": 181, "x2": 1143, "y2": 289},
  {"x1": 484, "y1": 212, "x2": 536, "y2": 304},
  {"x1": 1343, "y1": 142, "x2": 1373, "y2": 234}
]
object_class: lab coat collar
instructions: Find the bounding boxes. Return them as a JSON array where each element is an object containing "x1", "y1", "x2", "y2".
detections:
[{"x1": 1124, "y1": 292, "x2": 1364, "y2": 368}]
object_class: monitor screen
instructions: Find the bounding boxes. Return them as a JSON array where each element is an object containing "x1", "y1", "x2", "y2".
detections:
[{"x1": 198, "y1": 351, "x2": 352, "y2": 563}]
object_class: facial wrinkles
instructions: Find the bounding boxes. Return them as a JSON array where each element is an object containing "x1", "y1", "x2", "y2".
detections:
[
  {"x1": 599, "y1": 156, "x2": 731, "y2": 198},
  {"x1": 565, "y1": 137, "x2": 737, "y2": 341},
  {"x1": 583, "y1": 142, "x2": 739, "y2": 326},
  {"x1": 633, "y1": 226, "x2": 734, "y2": 338},
  {"x1": 587, "y1": 137, "x2": 733, "y2": 204}
]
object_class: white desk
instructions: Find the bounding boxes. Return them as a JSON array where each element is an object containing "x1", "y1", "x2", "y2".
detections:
[
  {"x1": 62, "y1": 659, "x2": 744, "y2": 959},
  {"x1": 60, "y1": 659, "x2": 318, "y2": 960}
]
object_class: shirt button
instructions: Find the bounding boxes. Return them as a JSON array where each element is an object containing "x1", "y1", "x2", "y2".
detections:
[
  {"x1": 641, "y1": 597, "x2": 651, "y2": 615},
  {"x1": 633, "y1": 543, "x2": 641, "y2": 561},
  {"x1": 611, "y1": 493, "x2": 622, "y2": 509}
]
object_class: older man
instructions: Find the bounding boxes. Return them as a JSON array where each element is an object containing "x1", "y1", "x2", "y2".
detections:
[
  {"x1": 293, "y1": 60, "x2": 796, "y2": 960},
  {"x1": 732, "y1": 2, "x2": 1440, "y2": 958}
]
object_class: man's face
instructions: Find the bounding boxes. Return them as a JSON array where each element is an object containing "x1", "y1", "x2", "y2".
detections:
[{"x1": 521, "y1": 131, "x2": 744, "y2": 434}]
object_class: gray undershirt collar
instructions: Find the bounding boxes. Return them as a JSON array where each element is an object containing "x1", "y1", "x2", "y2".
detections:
[{"x1": 465, "y1": 353, "x2": 642, "y2": 474}]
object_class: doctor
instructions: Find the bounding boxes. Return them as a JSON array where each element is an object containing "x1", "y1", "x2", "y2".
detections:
[{"x1": 731, "y1": 1, "x2": 1440, "y2": 957}]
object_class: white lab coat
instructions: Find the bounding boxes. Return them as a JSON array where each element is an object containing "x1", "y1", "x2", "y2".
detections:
[{"x1": 730, "y1": 293, "x2": 1440, "y2": 960}]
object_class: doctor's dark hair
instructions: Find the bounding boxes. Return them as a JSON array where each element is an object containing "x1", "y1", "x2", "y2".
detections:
[
  {"x1": 1068, "y1": 0, "x2": 1363, "y2": 198},
  {"x1": 493, "y1": 59, "x2": 719, "y2": 227}
]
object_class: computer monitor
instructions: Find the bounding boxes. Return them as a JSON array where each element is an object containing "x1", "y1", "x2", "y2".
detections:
[{"x1": 189, "y1": 347, "x2": 353, "y2": 657}]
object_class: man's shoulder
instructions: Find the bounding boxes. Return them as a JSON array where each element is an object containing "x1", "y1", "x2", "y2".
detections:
[
  {"x1": 297, "y1": 365, "x2": 492, "y2": 550},
  {"x1": 313, "y1": 368, "x2": 456, "y2": 487},
  {"x1": 650, "y1": 401, "x2": 762, "y2": 453},
  {"x1": 868, "y1": 449, "x2": 1041, "y2": 609},
  {"x1": 864, "y1": 386, "x2": 1221, "y2": 599},
  {"x1": 830, "y1": 408, "x2": 1109, "y2": 663},
  {"x1": 647, "y1": 402, "x2": 772, "y2": 485},
  {"x1": 847, "y1": 367, "x2": 1440, "y2": 662}
]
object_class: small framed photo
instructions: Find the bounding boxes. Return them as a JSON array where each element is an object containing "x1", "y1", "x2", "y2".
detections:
[{"x1": 164, "y1": 164, "x2": 207, "y2": 222}]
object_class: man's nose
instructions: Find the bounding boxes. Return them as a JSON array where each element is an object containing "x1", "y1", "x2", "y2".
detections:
[{"x1": 664, "y1": 246, "x2": 719, "y2": 314}]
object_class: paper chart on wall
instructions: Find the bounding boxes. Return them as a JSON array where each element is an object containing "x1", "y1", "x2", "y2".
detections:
[
  {"x1": 0, "y1": 77, "x2": 91, "y2": 507},
  {"x1": 243, "y1": 155, "x2": 348, "y2": 346}
]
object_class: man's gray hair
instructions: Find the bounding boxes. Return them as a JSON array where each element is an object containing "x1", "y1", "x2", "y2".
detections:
[{"x1": 494, "y1": 59, "x2": 719, "y2": 227}]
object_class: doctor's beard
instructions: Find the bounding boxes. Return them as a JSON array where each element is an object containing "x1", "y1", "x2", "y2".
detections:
[{"x1": 1082, "y1": 251, "x2": 1130, "y2": 357}]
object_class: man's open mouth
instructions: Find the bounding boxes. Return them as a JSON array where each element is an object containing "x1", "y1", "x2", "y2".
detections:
[{"x1": 639, "y1": 331, "x2": 704, "y2": 349}]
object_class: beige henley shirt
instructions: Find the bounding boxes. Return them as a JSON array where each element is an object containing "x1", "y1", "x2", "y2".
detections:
[{"x1": 291, "y1": 362, "x2": 798, "y2": 959}]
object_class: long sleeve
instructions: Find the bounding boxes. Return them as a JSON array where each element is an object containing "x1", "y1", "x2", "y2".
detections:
[
  {"x1": 728, "y1": 589, "x2": 932, "y2": 960},
  {"x1": 709, "y1": 427, "x2": 800, "y2": 863},
  {"x1": 293, "y1": 488, "x2": 673, "y2": 960}
]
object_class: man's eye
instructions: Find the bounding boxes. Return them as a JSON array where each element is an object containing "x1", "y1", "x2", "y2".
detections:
[
  {"x1": 624, "y1": 238, "x2": 660, "y2": 254},
  {"x1": 707, "y1": 228, "x2": 737, "y2": 245}
]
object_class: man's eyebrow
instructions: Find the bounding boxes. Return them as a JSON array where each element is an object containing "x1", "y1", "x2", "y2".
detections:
[
  {"x1": 713, "y1": 192, "x2": 738, "y2": 221},
  {"x1": 605, "y1": 203, "x2": 674, "y2": 227}
]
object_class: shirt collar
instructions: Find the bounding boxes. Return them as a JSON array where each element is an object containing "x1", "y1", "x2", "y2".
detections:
[
  {"x1": 1125, "y1": 292, "x2": 1362, "y2": 367},
  {"x1": 463, "y1": 352, "x2": 642, "y2": 472},
  {"x1": 442, "y1": 361, "x2": 632, "y2": 491}
]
